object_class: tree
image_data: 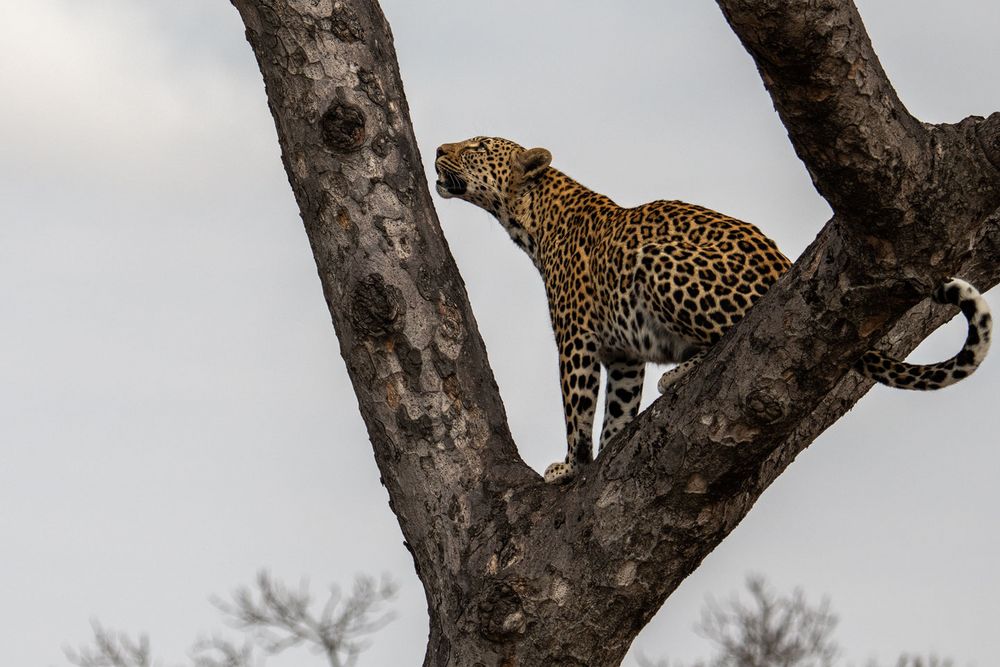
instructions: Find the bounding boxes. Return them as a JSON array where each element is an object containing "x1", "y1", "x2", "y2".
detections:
[
  {"x1": 636, "y1": 577, "x2": 952, "y2": 667},
  {"x1": 227, "y1": 1, "x2": 1000, "y2": 664},
  {"x1": 64, "y1": 571, "x2": 396, "y2": 667},
  {"x1": 687, "y1": 576, "x2": 839, "y2": 667}
]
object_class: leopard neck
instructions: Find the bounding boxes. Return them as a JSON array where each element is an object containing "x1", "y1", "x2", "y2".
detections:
[{"x1": 510, "y1": 168, "x2": 618, "y2": 250}]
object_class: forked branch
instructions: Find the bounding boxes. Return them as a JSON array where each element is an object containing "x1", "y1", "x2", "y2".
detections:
[{"x1": 230, "y1": 0, "x2": 1000, "y2": 663}]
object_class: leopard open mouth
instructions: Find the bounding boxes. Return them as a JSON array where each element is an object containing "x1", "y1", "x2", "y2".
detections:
[{"x1": 436, "y1": 167, "x2": 467, "y2": 197}]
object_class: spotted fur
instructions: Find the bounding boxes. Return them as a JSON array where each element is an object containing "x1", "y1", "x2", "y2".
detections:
[{"x1": 435, "y1": 136, "x2": 992, "y2": 483}]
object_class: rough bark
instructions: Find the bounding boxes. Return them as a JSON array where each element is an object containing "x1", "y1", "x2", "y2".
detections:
[{"x1": 230, "y1": 1, "x2": 1000, "y2": 665}]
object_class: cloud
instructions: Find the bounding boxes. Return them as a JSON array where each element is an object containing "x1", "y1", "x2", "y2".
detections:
[{"x1": 0, "y1": 1, "x2": 273, "y2": 198}]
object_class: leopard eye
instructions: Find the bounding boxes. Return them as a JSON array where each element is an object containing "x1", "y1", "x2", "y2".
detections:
[{"x1": 460, "y1": 143, "x2": 485, "y2": 158}]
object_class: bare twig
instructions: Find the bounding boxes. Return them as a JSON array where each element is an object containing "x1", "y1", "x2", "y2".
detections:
[
  {"x1": 190, "y1": 636, "x2": 257, "y2": 667},
  {"x1": 65, "y1": 621, "x2": 155, "y2": 667},
  {"x1": 65, "y1": 572, "x2": 396, "y2": 667},
  {"x1": 212, "y1": 571, "x2": 397, "y2": 667},
  {"x1": 643, "y1": 578, "x2": 958, "y2": 667},
  {"x1": 696, "y1": 576, "x2": 840, "y2": 667}
]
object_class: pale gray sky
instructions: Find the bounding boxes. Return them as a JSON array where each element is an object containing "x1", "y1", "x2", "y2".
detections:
[{"x1": 1, "y1": 1, "x2": 997, "y2": 666}]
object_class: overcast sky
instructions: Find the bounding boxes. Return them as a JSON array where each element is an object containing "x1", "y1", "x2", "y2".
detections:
[{"x1": 1, "y1": 1, "x2": 998, "y2": 666}]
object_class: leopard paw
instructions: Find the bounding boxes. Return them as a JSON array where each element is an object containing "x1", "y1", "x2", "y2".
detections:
[
  {"x1": 657, "y1": 368, "x2": 685, "y2": 393},
  {"x1": 543, "y1": 461, "x2": 577, "y2": 484}
]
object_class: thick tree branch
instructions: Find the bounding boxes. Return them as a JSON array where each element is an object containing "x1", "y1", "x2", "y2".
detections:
[
  {"x1": 715, "y1": 0, "x2": 927, "y2": 225},
  {"x1": 746, "y1": 206, "x2": 1000, "y2": 509},
  {"x1": 229, "y1": 2, "x2": 535, "y2": 662}
]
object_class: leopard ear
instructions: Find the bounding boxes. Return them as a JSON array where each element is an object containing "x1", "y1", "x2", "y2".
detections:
[{"x1": 514, "y1": 147, "x2": 552, "y2": 181}]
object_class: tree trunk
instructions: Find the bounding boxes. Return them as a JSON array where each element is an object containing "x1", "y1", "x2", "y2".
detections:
[{"x1": 229, "y1": 1, "x2": 1000, "y2": 664}]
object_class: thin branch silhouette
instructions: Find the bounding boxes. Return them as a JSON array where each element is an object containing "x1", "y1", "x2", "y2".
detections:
[
  {"x1": 637, "y1": 577, "x2": 955, "y2": 667},
  {"x1": 65, "y1": 571, "x2": 396, "y2": 667}
]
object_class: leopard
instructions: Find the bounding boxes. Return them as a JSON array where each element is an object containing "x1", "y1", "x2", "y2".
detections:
[{"x1": 434, "y1": 136, "x2": 993, "y2": 483}]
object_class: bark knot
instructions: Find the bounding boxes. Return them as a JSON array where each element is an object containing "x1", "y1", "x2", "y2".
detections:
[
  {"x1": 743, "y1": 387, "x2": 786, "y2": 425},
  {"x1": 350, "y1": 273, "x2": 404, "y2": 338},
  {"x1": 476, "y1": 581, "x2": 527, "y2": 642},
  {"x1": 358, "y1": 68, "x2": 386, "y2": 106},
  {"x1": 329, "y1": 2, "x2": 364, "y2": 42},
  {"x1": 321, "y1": 98, "x2": 366, "y2": 152}
]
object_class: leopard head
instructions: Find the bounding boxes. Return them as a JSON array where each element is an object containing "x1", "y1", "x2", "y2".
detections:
[
  {"x1": 435, "y1": 136, "x2": 552, "y2": 216},
  {"x1": 435, "y1": 136, "x2": 553, "y2": 262}
]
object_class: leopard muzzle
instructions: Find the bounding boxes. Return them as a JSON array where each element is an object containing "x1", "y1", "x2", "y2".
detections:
[{"x1": 435, "y1": 164, "x2": 467, "y2": 198}]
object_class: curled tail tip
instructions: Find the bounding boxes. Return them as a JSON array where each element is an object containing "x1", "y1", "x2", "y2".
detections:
[
  {"x1": 861, "y1": 277, "x2": 991, "y2": 391},
  {"x1": 933, "y1": 277, "x2": 984, "y2": 306},
  {"x1": 937, "y1": 277, "x2": 992, "y2": 361}
]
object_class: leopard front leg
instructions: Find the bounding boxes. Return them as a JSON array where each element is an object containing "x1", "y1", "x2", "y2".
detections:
[
  {"x1": 599, "y1": 359, "x2": 645, "y2": 448},
  {"x1": 543, "y1": 336, "x2": 601, "y2": 484}
]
